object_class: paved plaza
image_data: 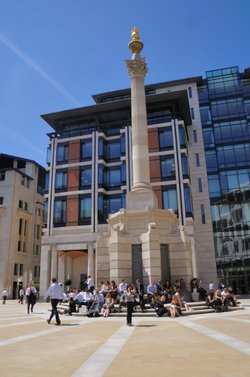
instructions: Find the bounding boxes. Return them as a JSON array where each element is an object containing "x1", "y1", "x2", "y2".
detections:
[{"x1": 0, "y1": 298, "x2": 250, "y2": 377}]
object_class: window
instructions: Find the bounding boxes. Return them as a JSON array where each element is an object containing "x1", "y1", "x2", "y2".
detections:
[
  {"x1": 54, "y1": 198, "x2": 67, "y2": 226},
  {"x1": 0, "y1": 197, "x2": 3, "y2": 205},
  {"x1": 46, "y1": 146, "x2": 51, "y2": 164},
  {"x1": 184, "y1": 185, "x2": 193, "y2": 217},
  {"x1": 80, "y1": 167, "x2": 92, "y2": 188},
  {"x1": 14, "y1": 263, "x2": 18, "y2": 275},
  {"x1": 81, "y1": 139, "x2": 92, "y2": 159},
  {"x1": 193, "y1": 130, "x2": 198, "y2": 143},
  {"x1": 17, "y1": 240, "x2": 21, "y2": 252},
  {"x1": 191, "y1": 107, "x2": 195, "y2": 120},
  {"x1": 98, "y1": 194, "x2": 124, "y2": 223},
  {"x1": 179, "y1": 126, "x2": 186, "y2": 146},
  {"x1": 200, "y1": 106, "x2": 211, "y2": 124},
  {"x1": 211, "y1": 98, "x2": 244, "y2": 119},
  {"x1": 162, "y1": 187, "x2": 178, "y2": 213},
  {"x1": 159, "y1": 127, "x2": 173, "y2": 149},
  {"x1": 200, "y1": 204, "x2": 206, "y2": 224},
  {"x1": 56, "y1": 143, "x2": 68, "y2": 163},
  {"x1": 198, "y1": 178, "x2": 203, "y2": 192},
  {"x1": 160, "y1": 156, "x2": 175, "y2": 180},
  {"x1": 55, "y1": 170, "x2": 67, "y2": 190},
  {"x1": 36, "y1": 224, "x2": 40, "y2": 240},
  {"x1": 45, "y1": 172, "x2": 50, "y2": 191},
  {"x1": 205, "y1": 151, "x2": 218, "y2": 172},
  {"x1": 195, "y1": 153, "x2": 200, "y2": 167},
  {"x1": 203, "y1": 128, "x2": 214, "y2": 147},
  {"x1": 217, "y1": 144, "x2": 250, "y2": 168},
  {"x1": 34, "y1": 265, "x2": 40, "y2": 278},
  {"x1": 214, "y1": 120, "x2": 249, "y2": 143},
  {"x1": 79, "y1": 196, "x2": 91, "y2": 225},
  {"x1": 19, "y1": 219, "x2": 23, "y2": 235},
  {"x1": 188, "y1": 87, "x2": 192, "y2": 98},
  {"x1": 106, "y1": 140, "x2": 121, "y2": 160},
  {"x1": 19, "y1": 264, "x2": 23, "y2": 276},
  {"x1": 181, "y1": 155, "x2": 189, "y2": 178}
]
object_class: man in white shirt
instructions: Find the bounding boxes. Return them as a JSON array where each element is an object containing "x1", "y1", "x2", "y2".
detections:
[
  {"x1": 87, "y1": 276, "x2": 95, "y2": 293},
  {"x1": 44, "y1": 277, "x2": 63, "y2": 325}
]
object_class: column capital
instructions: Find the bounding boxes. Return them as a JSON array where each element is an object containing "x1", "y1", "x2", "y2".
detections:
[{"x1": 126, "y1": 58, "x2": 148, "y2": 78}]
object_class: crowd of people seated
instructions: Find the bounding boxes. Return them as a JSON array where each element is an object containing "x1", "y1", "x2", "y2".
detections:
[{"x1": 57, "y1": 276, "x2": 239, "y2": 319}]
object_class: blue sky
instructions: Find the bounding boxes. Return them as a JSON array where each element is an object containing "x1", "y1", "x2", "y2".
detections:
[{"x1": 0, "y1": 0, "x2": 249, "y2": 167}]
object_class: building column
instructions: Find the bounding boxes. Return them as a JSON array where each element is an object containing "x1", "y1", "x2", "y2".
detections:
[
  {"x1": 58, "y1": 253, "x2": 65, "y2": 286},
  {"x1": 50, "y1": 244, "x2": 58, "y2": 279},
  {"x1": 40, "y1": 245, "x2": 51, "y2": 296},
  {"x1": 65, "y1": 255, "x2": 73, "y2": 281},
  {"x1": 87, "y1": 243, "x2": 95, "y2": 279}
]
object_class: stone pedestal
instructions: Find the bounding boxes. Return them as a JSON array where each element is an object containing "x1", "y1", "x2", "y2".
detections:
[{"x1": 96, "y1": 207, "x2": 193, "y2": 286}]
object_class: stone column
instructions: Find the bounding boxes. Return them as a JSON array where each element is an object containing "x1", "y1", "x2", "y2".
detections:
[
  {"x1": 50, "y1": 244, "x2": 58, "y2": 279},
  {"x1": 125, "y1": 27, "x2": 158, "y2": 210},
  {"x1": 87, "y1": 243, "x2": 95, "y2": 279}
]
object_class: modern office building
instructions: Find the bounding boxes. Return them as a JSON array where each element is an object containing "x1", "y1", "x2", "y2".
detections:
[
  {"x1": 0, "y1": 154, "x2": 45, "y2": 298},
  {"x1": 40, "y1": 54, "x2": 250, "y2": 295},
  {"x1": 199, "y1": 66, "x2": 250, "y2": 293}
]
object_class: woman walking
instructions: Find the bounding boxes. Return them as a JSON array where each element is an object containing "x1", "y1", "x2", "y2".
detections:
[{"x1": 124, "y1": 284, "x2": 135, "y2": 326}]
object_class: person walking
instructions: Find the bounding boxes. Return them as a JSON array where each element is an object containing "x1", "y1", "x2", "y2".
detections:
[
  {"x1": 1, "y1": 288, "x2": 8, "y2": 304},
  {"x1": 18, "y1": 288, "x2": 24, "y2": 304},
  {"x1": 44, "y1": 277, "x2": 63, "y2": 326},
  {"x1": 25, "y1": 282, "x2": 37, "y2": 314},
  {"x1": 124, "y1": 284, "x2": 136, "y2": 326}
]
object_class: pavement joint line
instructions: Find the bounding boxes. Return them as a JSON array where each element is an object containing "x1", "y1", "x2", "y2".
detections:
[
  {"x1": 71, "y1": 320, "x2": 140, "y2": 377},
  {"x1": 0, "y1": 320, "x2": 46, "y2": 328},
  {"x1": 179, "y1": 319, "x2": 250, "y2": 356},
  {"x1": 0, "y1": 318, "x2": 99, "y2": 347}
]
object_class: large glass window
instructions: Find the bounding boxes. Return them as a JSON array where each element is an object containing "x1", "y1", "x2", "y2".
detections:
[
  {"x1": 200, "y1": 106, "x2": 211, "y2": 124},
  {"x1": 159, "y1": 127, "x2": 173, "y2": 149},
  {"x1": 54, "y1": 198, "x2": 66, "y2": 226},
  {"x1": 208, "y1": 175, "x2": 221, "y2": 198},
  {"x1": 79, "y1": 196, "x2": 91, "y2": 225},
  {"x1": 106, "y1": 140, "x2": 120, "y2": 160},
  {"x1": 56, "y1": 143, "x2": 68, "y2": 163},
  {"x1": 98, "y1": 194, "x2": 123, "y2": 223},
  {"x1": 55, "y1": 170, "x2": 67, "y2": 190},
  {"x1": 217, "y1": 144, "x2": 250, "y2": 168},
  {"x1": 211, "y1": 98, "x2": 244, "y2": 119},
  {"x1": 162, "y1": 187, "x2": 177, "y2": 213},
  {"x1": 214, "y1": 120, "x2": 249, "y2": 143},
  {"x1": 179, "y1": 126, "x2": 186, "y2": 146},
  {"x1": 203, "y1": 128, "x2": 215, "y2": 147},
  {"x1": 80, "y1": 167, "x2": 92, "y2": 188},
  {"x1": 181, "y1": 155, "x2": 189, "y2": 178},
  {"x1": 99, "y1": 166, "x2": 122, "y2": 188},
  {"x1": 81, "y1": 139, "x2": 92, "y2": 159},
  {"x1": 205, "y1": 151, "x2": 218, "y2": 172},
  {"x1": 160, "y1": 156, "x2": 175, "y2": 180}
]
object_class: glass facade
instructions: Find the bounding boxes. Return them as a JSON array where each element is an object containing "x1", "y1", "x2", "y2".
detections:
[{"x1": 199, "y1": 66, "x2": 250, "y2": 293}]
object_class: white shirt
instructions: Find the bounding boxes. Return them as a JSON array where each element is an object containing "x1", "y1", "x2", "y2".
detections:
[
  {"x1": 87, "y1": 277, "x2": 94, "y2": 289},
  {"x1": 25, "y1": 286, "x2": 37, "y2": 296},
  {"x1": 118, "y1": 282, "x2": 127, "y2": 293},
  {"x1": 44, "y1": 282, "x2": 63, "y2": 300}
]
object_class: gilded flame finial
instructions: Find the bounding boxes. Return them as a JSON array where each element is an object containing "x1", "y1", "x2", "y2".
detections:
[{"x1": 129, "y1": 26, "x2": 144, "y2": 58}]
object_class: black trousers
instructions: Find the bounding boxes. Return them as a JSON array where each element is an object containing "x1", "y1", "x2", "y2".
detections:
[
  {"x1": 48, "y1": 299, "x2": 61, "y2": 324},
  {"x1": 126, "y1": 301, "x2": 134, "y2": 324}
]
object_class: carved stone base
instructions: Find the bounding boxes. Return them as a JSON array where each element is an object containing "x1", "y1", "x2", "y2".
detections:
[{"x1": 96, "y1": 207, "x2": 193, "y2": 287}]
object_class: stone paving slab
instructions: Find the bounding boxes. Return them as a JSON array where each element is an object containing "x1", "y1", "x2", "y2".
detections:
[{"x1": 0, "y1": 300, "x2": 249, "y2": 377}]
